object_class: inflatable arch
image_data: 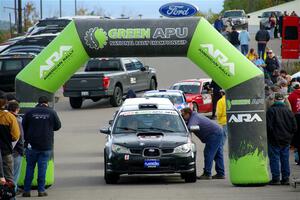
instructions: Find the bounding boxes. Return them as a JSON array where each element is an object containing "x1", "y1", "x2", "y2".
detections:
[{"x1": 16, "y1": 18, "x2": 269, "y2": 186}]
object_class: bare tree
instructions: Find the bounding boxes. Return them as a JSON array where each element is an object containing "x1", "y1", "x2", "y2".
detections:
[
  {"x1": 24, "y1": 1, "x2": 38, "y2": 31},
  {"x1": 77, "y1": 7, "x2": 88, "y2": 16}
]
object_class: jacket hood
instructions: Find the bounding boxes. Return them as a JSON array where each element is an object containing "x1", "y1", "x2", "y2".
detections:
[{"x1": 0, "y1": 110, "x2": 9, "y2": 118}]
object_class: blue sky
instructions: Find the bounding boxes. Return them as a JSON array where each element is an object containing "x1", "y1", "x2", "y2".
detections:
[{"x1": 0, "y1": 0, "x2": 224, "y2": 22}]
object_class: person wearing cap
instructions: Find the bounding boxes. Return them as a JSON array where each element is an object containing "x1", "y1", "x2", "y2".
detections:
[
  {"x1": 265, "y1": 50, "x2": 280, "y2": 77},
  {"x1": 265, "y1": 86, "x2": 291, "y2": 110},
  {"x1": 0, "y1": 91, "x2": 20, "y2": 186},
  {"x1": 181, "y1": 107, "x2": 225, "y2": 180},
  {"x1": 288, "y1": 82, "x2": 300, "y2": 165},
  {"x1": 267, "y1": 93, "x2": 297, "y2": 185},
  {"x1": 22, "y1": 96, "x2": 61, "y2": 197},
  {"x1": 216, "y1": 89, "x2": 227, "y2": 144}
]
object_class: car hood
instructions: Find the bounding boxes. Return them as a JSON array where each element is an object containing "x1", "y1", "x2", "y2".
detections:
[{"x1": 112, "y1": 132, "x2": 188, "y2": 148}]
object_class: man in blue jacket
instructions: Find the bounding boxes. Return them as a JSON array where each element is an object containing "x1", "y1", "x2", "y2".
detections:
[
  {"x1": 22, "y1": 96, "x2": 61, "y2": 197},
  {"x1": 214, "y1": 16, "x2": 224, "y2": 33},
  {"x1": 181, "y1": 107, "x2": 225, "y2": 180}
]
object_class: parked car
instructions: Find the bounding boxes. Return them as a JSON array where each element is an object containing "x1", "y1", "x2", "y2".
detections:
[
  {"x1": 63, "y1": 58, "x2": 157, "y2": 108},
  {"x1": 143, "y1": 89, "x2": 188, "y2": 110},
  {"x1": 258, "y1": 11, "x2": 282, "y2": 30},
  {"x1": 170, "y1": 79, "x2": 212, "y2": 113},
  {"x1": 222, "y1": 9, "x2": 249, "y2": 29},
  {"x1": 0, "y1": 34, "x2": 57, "y2": 92},
  {"x1": 100, "y1": 97, "x2": 197, "y2": 184}
]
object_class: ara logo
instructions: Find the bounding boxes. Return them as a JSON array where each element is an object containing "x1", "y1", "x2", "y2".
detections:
[
  {"x1": 200, "y1": 44, "x2": 235, "y2": 76},
  {"x1": 40, "y1": 45, "x2": 73, "y2": 79},
  {"x1": 229, "y1": 113, "x2": 263, "y2": 123}
]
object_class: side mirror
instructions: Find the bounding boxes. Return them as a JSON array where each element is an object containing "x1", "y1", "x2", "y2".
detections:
[
  {"x1": 247, "y1": 15, "x2": 250, "y2": 18},
  {"x1": 109, "y1": 120, "x2": 113, "y2": 125},
  {"x1": 189, "y1": 125, "x2": 200, "y2": 132},
  {"x1": 258, "y1": 16, "x2": 262, "y2": 18},
  {"x1": 140, "y1": 66, "x2": 146, "y2": 71},
  {"x1": 100, "y1": 128, "x2": 111, "y2": 134}
]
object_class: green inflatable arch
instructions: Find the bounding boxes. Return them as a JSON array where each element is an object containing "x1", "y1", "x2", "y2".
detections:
[{"x1": 16, "y1": 17, "x2": 269, "y2": 186}]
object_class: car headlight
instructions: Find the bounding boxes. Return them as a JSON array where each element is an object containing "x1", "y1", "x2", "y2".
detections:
[
  {"x1": 174, "y1": 143, "x2": 195, "y2": 154},
  {"x1": 112, "y1": 144, "x2": 130, "y2": 154}
]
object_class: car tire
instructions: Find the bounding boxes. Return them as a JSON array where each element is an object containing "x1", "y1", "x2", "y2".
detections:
[
  {"x1": 69, "y1": 97, "x2": 83, "y2": 109},
  {"x1": 104, "y1": 153, "x2": 119, "y2": 184},
  {"x1": 181, "y1": 170, "x2": 197, "y2": 183},
  {"x1": 149, "y1": 78, "x2": 157, "y2": 90},
  {"x1": 110, "y1": 86, "x2": 123, "y2": 107},
  {"x1": 192, "y1": 103, "x2": 198, "y2": 112}
]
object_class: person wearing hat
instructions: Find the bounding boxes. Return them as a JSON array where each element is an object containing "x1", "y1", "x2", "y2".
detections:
[
  {"x1": 288, "y1": 82, "x2": 300, "y2": 165},
  {"x1": 265, "y1": 49, "x2": 280, "y2": 77},
  {"x1": 267, "y1": 93, "x2": 297, "y2": 185},
  {"x1": 216, "y1": 89, "x2": 227, "y2": 144},
  {"x1": 22, "y1": 96, "x2": 61, "y2": 197},
  {"x1": 0, "y1": 91, "x2": 20, "y2": 187}
]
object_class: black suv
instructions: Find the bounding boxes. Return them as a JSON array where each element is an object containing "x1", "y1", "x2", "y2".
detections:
[{"x1": 100, "y1": 98, "x2": 197, "y2": 184}]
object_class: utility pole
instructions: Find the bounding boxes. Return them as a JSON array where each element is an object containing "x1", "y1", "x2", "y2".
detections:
[
  {"x1": 59, "y1": 0, "x2": 62, "y2": 17},
  {"x1": 9, "y1": 13, "x2": 12, "y2": 37},
  {"x1": 18, "y1": 0, "x2": 22, "y2": 33},
  {"x1": 14, "y1": 0, "x2": 17, "y2": 26},
  {"x1": 75, "y1": 0, "x2": 77, "y2": 15},
  {"x1": 40, "y1": 0, "x2": 43, "y2": 19}
]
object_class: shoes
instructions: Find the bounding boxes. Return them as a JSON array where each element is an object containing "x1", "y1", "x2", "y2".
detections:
[
  {"x1": 197, "y1": 173, "x2": 212, "y2": 180},
  {"x1": 22, "y1": 192, "x2": 31, "y2": 197},
  {"x1": 268, "y1": 179, "x2": 281, "y2": 185},
  {"x1": 38, "y1": 191, "x2": 48, "y2": 197},
  {"x1": 281, "y1": 178, "x2": 290, "y2": 185},
  {"x1": 212, "y1": 174, "x2": 225, "y2": 179}
]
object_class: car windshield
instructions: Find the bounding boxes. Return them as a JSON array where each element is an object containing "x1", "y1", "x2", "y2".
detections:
[
  {"x1": 262, "y1": 12, "x2": 280, "y2": 18},
  {"x1": 171, "y1": 83, "x2": 200, "y2": 94},
  {"x1": 113, "y1": 110, "x2": 187, "y2": 134},
  {"x1": 144, "y1": 93, "x2": 184, "y2": 104},
  {"x1": 85, "y1": 59, "x2": 122, "y2": 71},
  {"x1": 224, "y1": 11, "x2": 243, "y2": 18}
]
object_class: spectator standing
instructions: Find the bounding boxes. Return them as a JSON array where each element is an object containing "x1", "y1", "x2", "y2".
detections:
[
  {"x1": 229, "y1": 27, "x2": 240, "y2": 49},
  {"x1": 269, "y1": 13, "x2": 277, "y2": 39},
  {"x1": 278, "y1": 11, "x2": 288, "y2": 38},
  {"x1": 265, "y1": 50, "x2": 280, "y2": 77},
  {"x1": 0, "y1": 91, "x2": 20, "y2": 185},
  {"x1": 216, "y1": 90, "x2": 227, "y2": 144},
  {"x1": 255, "y1": 27, "x2": 270, "y2": 58},
  {"x1": 238, "y1": 26, "x2": 250, "y2": 55},
  {"x1": 214, "y1": 16, "x2": 224, "y2": 33},
  {"x1": 181, "y1": 107, "x2": 225, "y2": 180},
  {"x1": 22, "y1": 96, "x2": 61, "y2": 197},
  {"x1": 290, "y1": 11, "x2": 298, "y2": 16},
  {"x1": 221, "y1": 27, "x2": 230, "y2": 40},
  {"x1": 7, "y1": 101, "x2": 24, "y2": 194},
  {"x1": 288, "y1": 82, "x2": 300, "y2": 165},
  {"x1": 210, "y1": 80, "x2": 222, "y2": 120},
  {"x1": 267, "y1": 93, "x2": 297, "y2": 185}
]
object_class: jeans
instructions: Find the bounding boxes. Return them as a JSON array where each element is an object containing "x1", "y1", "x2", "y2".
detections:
[
  {"x1": 203, "y1": 131, "x2": 225, "y2": 176},
  {"x1": 24, "y1": 149, "x2": 51, "y2": 192},
  {"x1": 257, "y1": 43, "x2": 266, "y2": 59},
  {"x1": 13, "y1": 154, "x2": 22, "y2": 191},
  {"x1": 268, "y1": 144, "x2": 290, "y2": 181},
  {"x1": 1, "y1": 154, "x2": 14, "y2": 182},
  {"x1": 241, "y1": 45, "x2": 249, "y2": 55},
  {"x1": 222, "y1": 125, "x2": 228, "y2": 146}
]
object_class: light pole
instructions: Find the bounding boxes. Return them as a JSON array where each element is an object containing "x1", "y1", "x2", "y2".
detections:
[
  {"x1": 59, "y1": 0, "x2": 62, "y2": 17},
  {"x1": 138, "y1": 14, "x2": 142, "y2": 19},
  {"x1": 40, "y1": 0, "x2": 43, "y2": 19},
  {"x1": 75, "y1": 0, "x2": 77, "y2": 15}
]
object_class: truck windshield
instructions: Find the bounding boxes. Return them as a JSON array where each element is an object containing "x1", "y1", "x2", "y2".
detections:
[
  {"x1": 85, "y1": 59, "x2": 122, "y2": 72},
  {"x1": 224, "y1": 11, "x2": 243, "y2": 18}
]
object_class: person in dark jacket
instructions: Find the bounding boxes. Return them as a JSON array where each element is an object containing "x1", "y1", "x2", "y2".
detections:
[
  {"x1": 7, "y1": 101, "x2": 24, "y2": 193},
  {"x1": 267, "y1": 93, "x2": 297, "y2": 185},
  {"x1": 229, "y1": 27, "x2": 240, "y2": 49},
  {"x1": 255, "y1": 27, "x2": 270, "y2": 58},
  {"x1": 0, "y1": 149, "x2": 5, "y2": 185},
  {"x1": 265, "y1": 50, "x2": 280, "y2": 76},
  {"x1": 0, "y1": 91, "x2": 20, "y2": 185},
  {"x1": 181, "y1": 107, "x2": 225, "y2": 180},
  {"x1": 214, "y1": 16, "x2": 224, "y2": 32},
  {"x1": 126, "y1": 89, "x2": 136, "y2": 99},
  {"x1": 22, "y1": 96, "x2": 61, "y2": 197},
  {"x1": 210, "y1": 81, "x2": 222, "y2": 119}
]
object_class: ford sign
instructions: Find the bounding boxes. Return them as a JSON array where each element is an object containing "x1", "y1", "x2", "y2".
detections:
[{"x1": 159, "y1": 2, "x2": 198, "y2": 18}]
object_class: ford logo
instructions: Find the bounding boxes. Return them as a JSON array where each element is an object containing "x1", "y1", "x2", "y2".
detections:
[{"x1": 159, "y1": 2, "x2": 198, "y2": 18}]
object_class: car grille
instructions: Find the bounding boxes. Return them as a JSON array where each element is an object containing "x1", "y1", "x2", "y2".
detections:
[
  {"x1": 143, "y1": 148, "x2": 160, "y2": 157},
  {"x1": 130, "y1": 148, "x2": 143, "y2": 154},
  {"x1": 130, "y1": 148, "x2": 174, "y2": 155},
  {"x1": 161, "y1": 148, "x2": 174, "y2": 154}
]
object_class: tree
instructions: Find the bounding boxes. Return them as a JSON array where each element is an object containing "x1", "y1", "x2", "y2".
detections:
[
  {"x1": 77, "y1": 7, "x2": 88, "y2": 16},
  {"x1": 24, "y1": 1, "x2": 38, "y2": 32}
]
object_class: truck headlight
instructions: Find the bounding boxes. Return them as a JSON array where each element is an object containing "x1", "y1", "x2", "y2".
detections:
[
  {"x1": 174, "y1": 143, "x2": 195, "y2": 154},
  {"x1": 112, "y1": 144, "x2": 130, "y2": 154}
]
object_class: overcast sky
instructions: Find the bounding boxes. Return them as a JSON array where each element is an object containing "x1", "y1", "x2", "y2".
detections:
[{"x1": 0, "y1": 0, "x2": 224, "y2": 22}]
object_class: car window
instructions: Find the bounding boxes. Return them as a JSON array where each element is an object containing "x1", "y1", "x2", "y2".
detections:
[
  {"x1": 125, "y1": 62, "x2": 138, "y2": 71},
  {"x1": 22, "y1": 59, "x2": 32, "y2": 67},
  {"x1": 144, "y1": 93, "x2": 184, "y2": 104},
  {"x1": 114, "y1": 111, "x2": 187, "y2": 134},
  {"x1": 133, "y1": 61, "x2": 143, "y2": 70},
  {"x1": 85, "y1": 59, "x2": 123, "y2": 71},
  {"x1": 284, "y1": 26, "x2": 298, "y2": 40},
  {"x1": 2, "y1": 59, "x2": 23, "y2": 71},
  {"x1": 201, "y1": 82, "x2": 211, "y2": 94},
  {"x1": 172, "y1": 83, "x2": 200, "y2": 94}
]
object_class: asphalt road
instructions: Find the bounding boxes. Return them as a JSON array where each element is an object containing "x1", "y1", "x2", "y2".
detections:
[{"x1": 17, "y1": 33, "x2": 299, "y2": 199}]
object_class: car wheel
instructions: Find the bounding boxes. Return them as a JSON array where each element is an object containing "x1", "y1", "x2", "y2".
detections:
[
  {"x1": 149, "y1": 78, "x2": 157, "y2": 90},
  {"x1": 181, "y1": 170, "x2": 197, "y2": 183},
  {"x1": 192, "y1": 103, "x2": 198, "y2": 112},
  {"x1": 104, "y1": 153, "x2": 119, "y2": 184},
  {"x1": 110, "y1": 86, "x2": 123, "y2": 107},
  {"x1": 69, "y1": 97, "x2": 83, "y2": 109}
]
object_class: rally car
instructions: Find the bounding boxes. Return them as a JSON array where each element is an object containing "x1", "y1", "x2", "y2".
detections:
[
  {"x1": 143, "y1": 89, "x2": 188, "y2": 110},
  {"x1": 100, "y1": 98, "x2": 197, "y2": 184},
  {"x1": 170, "y1": 79, "x2": 212, "y2": 113}
]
